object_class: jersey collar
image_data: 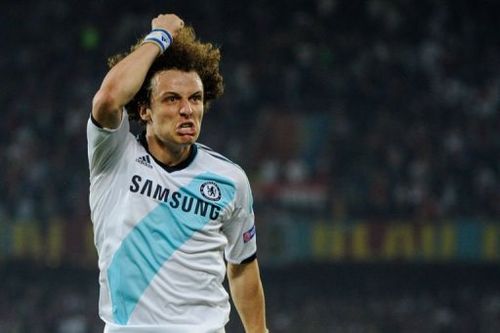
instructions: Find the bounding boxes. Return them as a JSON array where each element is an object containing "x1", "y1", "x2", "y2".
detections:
[{"x1": 137, "y1": 131, "x2": 198, "y2": 173}]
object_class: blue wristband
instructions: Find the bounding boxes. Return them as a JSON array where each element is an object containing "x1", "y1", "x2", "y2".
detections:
[{"x1": 142, "y1": 28, "x2": 173, "y2": 54}]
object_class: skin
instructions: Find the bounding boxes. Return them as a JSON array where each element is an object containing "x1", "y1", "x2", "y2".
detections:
[
  {"x1": 228, "y1": 260, "x2": 268, "y2": 333},
  {"x1": 92, "y1": 14, "x2": 185, "y2": 131},
  {"x1": 139, "y1": 69, "x2": 205, "y2": 166}
]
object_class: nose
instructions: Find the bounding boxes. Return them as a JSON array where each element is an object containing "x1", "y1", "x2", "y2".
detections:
[{"x1": 179, "y1": 98, "x2": 193, "y2": 116}]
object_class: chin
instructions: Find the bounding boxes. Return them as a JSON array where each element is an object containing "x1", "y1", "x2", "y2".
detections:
[{"x1": 179, "y1": 136, "x2": 197, "y2": 145}]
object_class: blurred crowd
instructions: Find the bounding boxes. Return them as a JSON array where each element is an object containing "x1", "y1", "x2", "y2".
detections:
[
  {"x1": 2, "y1": 262, "x2": 500, "y2": 333},
  {"x1": 1, "y1": 0, "x2": 499, "y2": 227}
]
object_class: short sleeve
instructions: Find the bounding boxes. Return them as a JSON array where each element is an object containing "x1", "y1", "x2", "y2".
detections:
[
  {"x1": 223, "y1": 171, "x2": 257, "y2": 264},
  {"x1": 87, "y1": 109, "x2": 130, "y2": 176}
]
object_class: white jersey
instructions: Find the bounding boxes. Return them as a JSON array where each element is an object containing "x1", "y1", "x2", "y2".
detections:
[{"x1": 87, "y1": 111, "x2": 257, "y2": 333}]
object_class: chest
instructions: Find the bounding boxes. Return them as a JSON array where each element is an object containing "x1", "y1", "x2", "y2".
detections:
[{"x1": 124, "y1": 158, "x2": 236, "y2": 224}]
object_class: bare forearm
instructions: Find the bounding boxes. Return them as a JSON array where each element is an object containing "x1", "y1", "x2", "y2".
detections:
[
  {"x1": 98, "y1": 43, "x2": 159, "y2": 108},
  {"x1": 228, "y1": 260, "x2": 268, "y2": 333},
  {"x1": 91, "y1": 43, "x2": 160, "y2": 129},
  {"x1": 91, "y1": 13, "x2": 184, "y2": 128}
]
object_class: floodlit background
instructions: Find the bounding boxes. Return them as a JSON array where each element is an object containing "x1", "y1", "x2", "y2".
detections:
[{"x1": 1, "y1": 0, "x2": 499, "y2": 332}]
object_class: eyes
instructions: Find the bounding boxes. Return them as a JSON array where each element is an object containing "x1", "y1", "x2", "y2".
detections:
[{"x1": 162, "y1": 93, "x2": 203, "y2": 105}]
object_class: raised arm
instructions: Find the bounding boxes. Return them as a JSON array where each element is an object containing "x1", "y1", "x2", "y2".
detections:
[
  {"x1": 91, "y1": 14, "x2": 184, "y2": 129},
  {"x1": 227, "y1": 259, "x2": 268, "y2": 333}
]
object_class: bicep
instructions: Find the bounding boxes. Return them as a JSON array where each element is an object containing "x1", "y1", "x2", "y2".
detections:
[{"x1": 91, "y1": 88, "x2": 123, "y2": 129}]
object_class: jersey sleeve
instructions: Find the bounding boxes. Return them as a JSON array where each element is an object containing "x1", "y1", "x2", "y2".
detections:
[
  {"x1": 223, "y1": 170, "x2": 257, "y2": 264},
  {"x1": 87, "y1": 109, "x2": 130, "y2": 176}
]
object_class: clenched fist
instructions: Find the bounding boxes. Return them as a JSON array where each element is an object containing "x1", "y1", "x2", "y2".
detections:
[{"x1": 152, "y1": 14, "x2": 184, "y2": 38}]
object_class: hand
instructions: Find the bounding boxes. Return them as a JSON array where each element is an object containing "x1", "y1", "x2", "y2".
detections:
[{"x1": 152, "y1": 14, "x2": 184, "y2": 38}]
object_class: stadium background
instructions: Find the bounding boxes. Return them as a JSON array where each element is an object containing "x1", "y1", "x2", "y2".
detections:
[{"x1": 1, "y1": 0, "x2": 499, "y2": 332}]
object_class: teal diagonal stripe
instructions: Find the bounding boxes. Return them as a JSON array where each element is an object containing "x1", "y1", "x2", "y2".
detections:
[{"x1": 107, "y1": 172, "x2": 235, "y2": 324}]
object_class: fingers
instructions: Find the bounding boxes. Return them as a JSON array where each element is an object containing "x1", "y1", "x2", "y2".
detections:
[{"x1": 152, "y1": 14, "x2": 184, "y2": 38}]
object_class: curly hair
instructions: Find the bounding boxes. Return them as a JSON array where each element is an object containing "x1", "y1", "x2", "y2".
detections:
[{"x1": 107, "y1": 26, "x2": 224, "y2": 122}]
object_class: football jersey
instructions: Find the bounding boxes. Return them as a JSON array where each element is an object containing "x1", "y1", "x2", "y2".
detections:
[{"x1": 87, "y1": 110, "x2": 257, "y2": 333}]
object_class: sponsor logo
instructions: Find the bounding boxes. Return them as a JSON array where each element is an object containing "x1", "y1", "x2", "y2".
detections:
[
  {"x1": 136, "y1": 155, "x2": 153, "y2": 169},
  {"x1": 129, "y1": 174, "x2": 222, "y2": 220},
  {"x1": 243, "y1": 225, "x2": 256, "y2": 243},
  {"x1": 200, "y1": 181, "x2": 221, "y2": 201}
]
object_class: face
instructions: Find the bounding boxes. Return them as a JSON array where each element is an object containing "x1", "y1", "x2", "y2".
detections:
[{"x1": 140, "y1": 70, "x2": 204, "y2": 151}]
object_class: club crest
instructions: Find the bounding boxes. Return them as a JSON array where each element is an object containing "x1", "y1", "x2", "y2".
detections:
[{"x1": 200, "y1": 181, "x2": 221, "y2": 201}]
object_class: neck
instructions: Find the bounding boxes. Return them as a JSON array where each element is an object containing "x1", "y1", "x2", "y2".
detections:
[{"x1": 145, "y1": 133, "x2": 192, "y2": 167}]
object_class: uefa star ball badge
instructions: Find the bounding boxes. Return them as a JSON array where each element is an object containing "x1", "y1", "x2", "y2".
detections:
[{"x1": 200, "y1": 181, "x2": 221, "y2": 201}]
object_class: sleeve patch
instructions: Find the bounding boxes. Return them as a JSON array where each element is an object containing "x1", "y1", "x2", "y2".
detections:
[{"x1": 243, "y1": 224, "x2": 256, "y2": 243}]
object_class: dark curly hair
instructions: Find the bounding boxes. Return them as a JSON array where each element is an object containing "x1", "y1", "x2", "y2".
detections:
[{"x1": 107, "y1": 26, "x2": 224, "y2": 122}]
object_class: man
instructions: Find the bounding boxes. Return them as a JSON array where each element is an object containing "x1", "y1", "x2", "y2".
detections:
[{"x1": 87, "y1": 13, "x2": 268, "y2": 333}]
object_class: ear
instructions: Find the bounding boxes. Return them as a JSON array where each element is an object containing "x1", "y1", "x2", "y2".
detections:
[{"x1": 139, "y1": 104, "x2": 152, "y2": 123}]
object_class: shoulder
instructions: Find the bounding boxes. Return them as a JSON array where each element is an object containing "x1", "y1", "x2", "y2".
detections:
[
  {"x1": 195, "y1": 143, "x2": 249, "y2": 184},
  {"x1": 195, "y1": 144, "x2": 254, "y2": 210},
  {"x1": 196, "y1": 143, "x2": 235, "y2": 164}
]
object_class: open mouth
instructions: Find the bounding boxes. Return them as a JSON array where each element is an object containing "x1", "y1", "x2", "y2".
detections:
[{"x1": 177, "y1": 122, "x2": 196, "y2": 136}]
